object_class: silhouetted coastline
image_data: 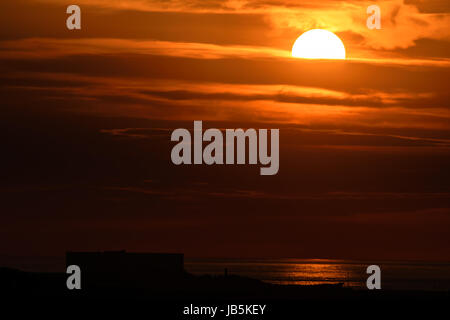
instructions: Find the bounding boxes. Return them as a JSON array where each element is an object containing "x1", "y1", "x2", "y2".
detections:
[{"x1": 1, "y1": 251, "x2": 448, "y2": 303}]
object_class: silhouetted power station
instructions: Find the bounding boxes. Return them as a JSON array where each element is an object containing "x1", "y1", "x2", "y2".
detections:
[{"x1": 66, "y1": 251, "x2": 184, "y2": 289}]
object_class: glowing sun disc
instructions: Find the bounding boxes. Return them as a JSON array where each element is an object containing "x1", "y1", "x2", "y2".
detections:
[{"x1": 292, "y1": 29, "x2": 346, "y2": 59}]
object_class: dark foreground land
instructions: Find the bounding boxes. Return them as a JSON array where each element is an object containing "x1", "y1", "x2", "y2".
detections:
[{"x1": 0, "y1": 267, "x2": 448, "y2": 318}]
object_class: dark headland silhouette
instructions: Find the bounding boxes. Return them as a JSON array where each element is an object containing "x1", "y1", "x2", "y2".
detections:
[
  {"x1": 66, "y1": 251, "x2": 184, "y2": 289},
  {"x1": 1, "y1": 251, "x2": 448, "y2": 316},
  {"x1": 64, "y1": 251, "x2": 348, "y2": 299}
]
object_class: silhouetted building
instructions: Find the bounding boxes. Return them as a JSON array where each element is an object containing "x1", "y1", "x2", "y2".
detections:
[{"x1": 66, "y1": 251, "x2": 184, "y2": 289}]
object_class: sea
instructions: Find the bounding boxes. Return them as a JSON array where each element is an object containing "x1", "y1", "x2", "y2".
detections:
[
  {"x1": 185, "y1": 258, "x2": 450, "y2": 291},
  {"x1": 1, "y1": 255, "x2": 449, "y2": 291}
]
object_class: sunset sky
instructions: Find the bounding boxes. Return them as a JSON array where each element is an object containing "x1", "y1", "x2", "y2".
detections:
[{"x1": 0, "y1": 0, "x2": 449, "y2": 261}]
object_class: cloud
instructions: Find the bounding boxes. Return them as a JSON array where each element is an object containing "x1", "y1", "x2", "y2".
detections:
[
  {"x1": 331, "y1": 207, "x2": 450, "y2": 225},
  {"x1": 99, "y1": 127, "x2": 171, "y2": 139},
  {"x1": 263, "y1": 0, "x2": 450, "y2": 50},
  {"x1": 53, "y1": 0, "x2": 450, "y2": 50},
  {"x1": 0, "y1": 38, "x2": 290, "y2": 60},
  {"x1": 5, "y1": 0, "x2": 450, "y2": 56},
  {"x1": 1, "y1": 57, "x2": 449, "y2": 131},
  {"x1": 100, "y1": 183, "x2": 450, "y2": 202}
]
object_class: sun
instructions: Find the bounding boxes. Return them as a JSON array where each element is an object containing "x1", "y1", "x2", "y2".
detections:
[{"x1": 292, "y1": 29, "x2": 346, "y2": 59}]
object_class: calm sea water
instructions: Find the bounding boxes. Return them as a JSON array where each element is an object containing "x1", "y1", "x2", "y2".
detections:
[
  {"x1": 185, "y1": 258, "x2": 450, "y2": 291},
  {"x1": 2, "y1": 256, "x2": 449, "y2": 291}
]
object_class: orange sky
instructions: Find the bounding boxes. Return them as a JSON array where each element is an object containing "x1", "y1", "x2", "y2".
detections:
[
  {"x1": 1, "y1": 0, "x2": 449, "y2": 127},
  {"x1": 0, "y1": 0, "x2": 449, "y2": 261}
]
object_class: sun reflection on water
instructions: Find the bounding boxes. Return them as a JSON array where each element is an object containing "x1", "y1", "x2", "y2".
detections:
[{"x1": 272, "y1": 262, "x2": 360, "y2": 287}]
